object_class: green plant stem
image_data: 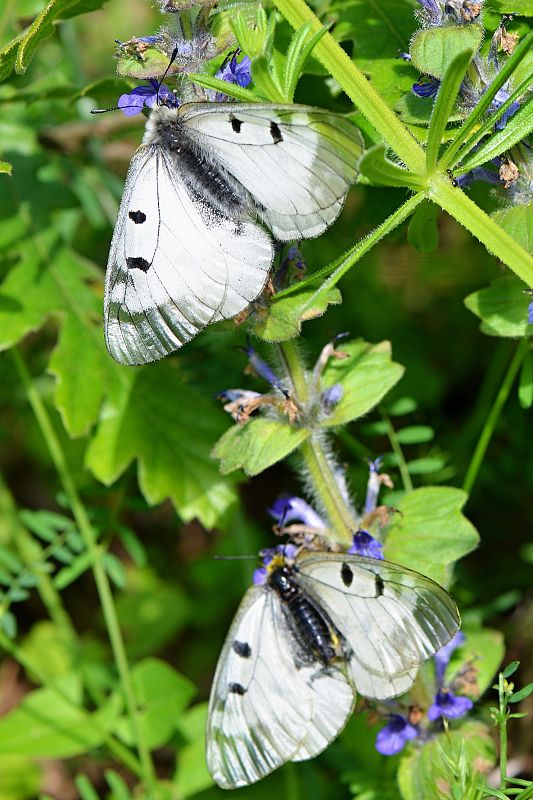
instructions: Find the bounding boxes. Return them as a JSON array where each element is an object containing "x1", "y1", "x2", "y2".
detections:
[
  {"x1": 499, "y1": 672, "x2": 508, "y2": 791},
  {"x1": 278, "y1": 341, "x2": 357, "y2": 544},
  {"x1": 11, "y1": 349, "x2": 156, "y2": 793},
  {"x1": 463, "y1": 339, "x2": 528, "y2": 495},
  {"x1": 379, "y1": 407, "x2": 413, "y2": 492},
  {"x1": 272, "y1": 0, "x2": 533, "y2": 283},
  {"x1": 0, "y1": 629, "x2": 143, "y2": 778}
]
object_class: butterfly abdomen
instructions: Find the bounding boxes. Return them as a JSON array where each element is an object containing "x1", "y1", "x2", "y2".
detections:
[{"x1": 269, "y1": 565, "x2": 338, "y2": 664}]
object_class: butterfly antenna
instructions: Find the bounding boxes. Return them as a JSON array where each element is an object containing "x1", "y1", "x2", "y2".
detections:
[{"x1": 156, "y1": 46, "x2": 179, "y2": 106}]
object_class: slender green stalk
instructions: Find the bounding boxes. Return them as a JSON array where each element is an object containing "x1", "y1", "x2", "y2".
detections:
[
  {"x1": 11, "y1": 349, "x2": 156, "y2": 792},
  {"x1": 499, "y1": 672, "x2": 508, "y2": 792},
  {"x1": 379, "y1": 407, "x2": 413, "y2": 492},
  {"x1": 0, "y1": 629, "x2": 143, "y2": 777},
  {"x1": 278, "y1": 341, "x2": 357, "y2": 544},
  {"x1": 463, "y1": 340, "x2": 528, "y2": 495}
]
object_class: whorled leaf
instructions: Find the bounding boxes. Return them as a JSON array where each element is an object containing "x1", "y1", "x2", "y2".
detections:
[
  {"x1": 384, "y1": 487, "x2": 479, "y2": 586},
  {"x1": 464, "y1": 275, "x2": 531, "y2": 337}
]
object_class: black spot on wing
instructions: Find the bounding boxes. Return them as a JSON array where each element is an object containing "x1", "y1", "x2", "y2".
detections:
[
  {"x1": 126, "y1": 256, "x2": 150, "y2": 272},
  {"x1": 230, "y1": 115, "x2": 243, "y2": 134},
  {"x1": 341, "y1": 563, "x2": 353, "y2": 587},
  {"x1": 270, "y1": 121, "x2": 283, "y2": 144},
  {"x1": 232, "y1": 640, "x2": 251, "y2": 658},
  {"x1": 128, "y1": 210, "x2": 146, "y2": 224},
  {"x1": 228, "y1": 682, "x2": 246, "y2": 695},
  {"x1": 375, "y1": 575, "x2": 385, "y2": 597}
]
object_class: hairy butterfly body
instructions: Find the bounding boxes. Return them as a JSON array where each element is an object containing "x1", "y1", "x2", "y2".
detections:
[
  {"x1": 206, "y1": 549, "x2": 459, "y2": 789},
  {"x1": 104, "y1": 102, "x2": 363, "y2": 365}
]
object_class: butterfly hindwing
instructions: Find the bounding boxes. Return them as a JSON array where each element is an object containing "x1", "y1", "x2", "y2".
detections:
[
  {"x1": 296, "y1": 553, "x2": 460, "y2": 701},
  {"x1": 104, "y1": 144, "x2": 272, "y2": 365},
  {"x1": 206, "y1": 585, "x2": 354, "y2": 789},
  {"x1": 180, "y1": 103, "x2": 363, "y2": 240}
]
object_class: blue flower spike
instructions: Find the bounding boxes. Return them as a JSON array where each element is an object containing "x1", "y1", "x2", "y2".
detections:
[{"x1": 375, "y1": 714, "x2": 419, "y2": 756}]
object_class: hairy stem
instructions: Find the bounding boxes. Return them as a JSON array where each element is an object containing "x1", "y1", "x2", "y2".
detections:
[
  {"x1": 462, "y1": 339, "x2": 528, "y2": 495},
  {"x1": 11, "y1": 349, "x2": 156, "y2": 792},
  {"x1": 278, "y1": 341, "x2": 357, "y2": 544}
]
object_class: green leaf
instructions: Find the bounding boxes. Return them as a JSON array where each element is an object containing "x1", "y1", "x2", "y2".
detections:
[
  {"x1": 212, "y1": 418, "x2": 309, "y2": 476},
  {"x1": 408, "y1": 201, "x2": 440, "y2": 253},
  {"x1": 518, "y1": 351, "x2": 533, "y2": 409},
  {"x1": 398, "y1": 721, "x2": 495, "y2": 800},
  {"x1": 492, "y1": 205, "x2": 533, "y2": 255},
  {"x1": 283, "y1": 22, "x2": 328, "y2": 102},
  {"x1": 459, "y1": 94, "x2": 533, "y2": 173},
  {"x1": 85, "y1": 363, "x2": 238, "y2": 528},
  {"x1": 509, "y1": 683, "x2": 533, "y2": 703},
  {"x1": 502, "y1": 660, "x2": 520, "y2": 678},
  {"x1": 250, "y1": 284, "x2": 342, "y2": 341},
  {"x1": 115, "y1": 567, "x2": 192, "y2": 660},
  {"x1": 449, "y1": 626, "x2": 505, "y2": 697},
  {"x1": 410, "y1": 25, "x2": 483, "y2": 80},
  {"x1": 359, "y1": 144, "x2": 425, "y2": 189},
  {"x1": 321, "y1": 339, "x2": 405, "y2": 427},
  {"x1": 0, "y1": 674, "x2": 118, "y2": 758},
  {"x1": 426, "y1": 49, "x2": 473, "y2": 171},
  {"x1": 114, "y1": 659, "x2": 196, "y2": 749},
  {"x1": 464, "y1": 275, "x2": 531, "y2": 338},
  {"x1": 0, "y1": 756, "x2": 41, "y2": 800},
  {"x1": 384, "y1": 487, "x2": 479, "y2": 586},
  {"x1": 15, "y1": 0, "x2": 110, "y2": 74}
]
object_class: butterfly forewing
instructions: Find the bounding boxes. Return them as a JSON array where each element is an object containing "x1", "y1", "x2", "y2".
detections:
[
  {"x1": 296, "y1": 553, "x2": 460, "y2": 701},
  {"x1": 181, "y1": 103, "x2": 363, "y2": 240},
  {"x1": 206, "y1": 584, "x2": 354, "y2": 789},
  {"x1": 104, "y1": 145, "x2": 272, "y2": 365}
]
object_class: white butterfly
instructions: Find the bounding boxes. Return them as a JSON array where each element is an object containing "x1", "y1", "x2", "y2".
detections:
[
  {"x1": 206, "y1": 547, "x2": 460, "y2": 789},
  {"x1": 104, "y1": 102, "x2": 362, "y2": 365}
]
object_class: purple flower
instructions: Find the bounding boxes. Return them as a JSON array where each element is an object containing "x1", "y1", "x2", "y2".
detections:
[
  {"x1": 427, "y1": 688, "x2": 473, "y2": 720},
  {"x1": 321, "y1": 384, "x2": 343, "y2": 413},
  {"x1": 412, "y1": 79, "x2": 440, "y2": 98},
  {"x1": 216, "y1": 53, "x2": 252, "y2": 88},
  {"x1": 375, "y1": 715, "x2": 418, "y2": 756},
  {"x1": 348, "y1": 530, "x2": 384, "y2": 560},
  {"x1": 434, "y1": 630, "x2": 465, "y2": 686},
  {"x1": 241, "y1": 345, "x2": 284, "y2": 391},
  {"x1": 268, "y1": 496, "x2": 326, "y2": 529},
  {"x1": 117, "y1": 79, "x2": 178, "y2": 117},
  {"x1": 253, "y1": 544, "x2": 298, "y2": 585}
]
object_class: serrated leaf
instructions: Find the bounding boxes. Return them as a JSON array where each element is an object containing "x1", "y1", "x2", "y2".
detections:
[
  {"x1": 0, "y1": 674, "x2": 118, "y2": 758},
  {"x1": 212, "y1": 418, "x2": 309, "y2": 476},
  {"x1": 85, "y1": 363, "x2": 238, "y2": 528},
  {"x1": 113, "y1": 659, "x2": 196, "y2": 749},
  {"x1": 250, "y1": 284, "x2": 342, "y2": 341},
  {"x1": 492, "y1": 205, "x2": 533, "y2": 255},
  {"x1": 410, "y1": 25, "x2": 483, "y2": 80},
  {"x1": 518, "y1": 351, "x2": 533, "y2": 409},
  {"x1": 408, "y1": 201, "x2": 440, "y2": 253},
  {"x1": 321, "y1": 339, "x2": 404, "y2": 427},
  {"x1": 384, "y1": 487, "x2": 479, "y2": 586},
  {"x1": 464, "y1": 275, "x2": 530, "y2": 338},
  {"x1": 398, "y1": 721, "x2": 495, "y2": 800},
  {"x1": 359, "y1": 144, "x2": 425, "y2": 189}
]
